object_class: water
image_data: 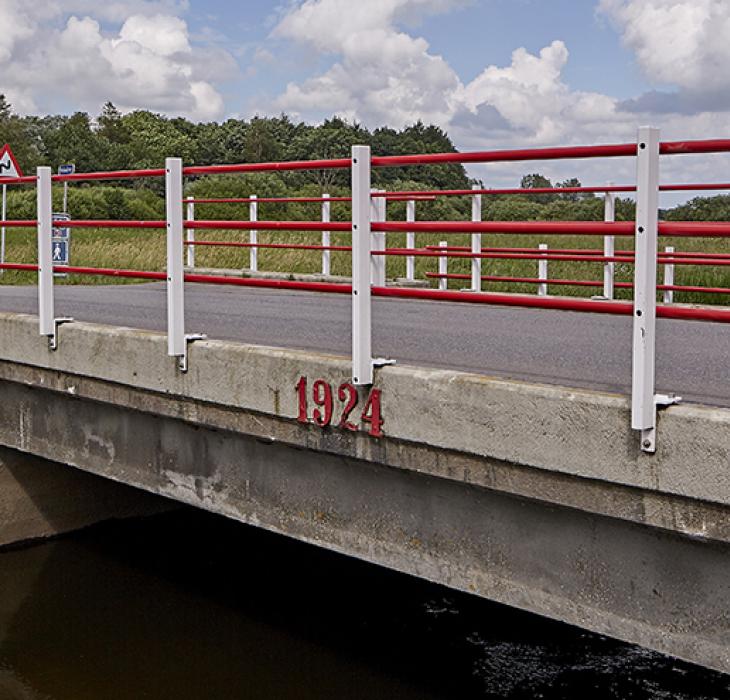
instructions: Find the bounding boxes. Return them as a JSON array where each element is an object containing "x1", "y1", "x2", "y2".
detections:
[{"x1": 0, "y1": 509, "x2": 727, "y2": 699}]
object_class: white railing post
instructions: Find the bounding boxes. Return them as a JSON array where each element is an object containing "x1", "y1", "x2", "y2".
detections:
[
  {"x1": 538, "y1": 243, "x2": 548, "y2": 296},
  {"x1": 631, "y1": 126, "x2": 661, "y2": 452},
  {"x1": 406, "y1": 199, "x2": 416, "y2": 282},
  {"x1": 471, "y1": 185, "x2": 482, "y2": 291},
  {"x1": 249, "y1": 194, "x2": 258, "y2": 272},
  {"x1": 352, "y1": 145, "x2": 373, "y2": 385},
  {"x1": 370, "y1": 190, "x2": 386, "y2": 286},
  {"x1": 321, "y1": 193, "x2": 331, "y2": 276},
  {"x1": 603, "y1": 188, "x2": 615, "y2": 299},
  {"x1": 663, "y1": 246, "x2": 674, "y2": 304},
  {"x1": 37, "y1": 167, "x2": 54, "y2": 338},
  {"x1": 438, "y1": 241, "x2": 448, "y2": 290},
  {"x1": 185, "y1": 196, "x2": 195, "y2": 269},
  {"x1": 166, "y1": 157, "x2": 185, "y2": 359}
]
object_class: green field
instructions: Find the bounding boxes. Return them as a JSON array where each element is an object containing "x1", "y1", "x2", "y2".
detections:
[{"x1": 2, "y1": 223, "x2": 729, "y2": 306}]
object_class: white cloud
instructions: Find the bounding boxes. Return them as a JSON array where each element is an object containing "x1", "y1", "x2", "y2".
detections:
[
  {"x1": 267, "y1": 0, "x2": 730, "y2": 192},
  {"x1": 271, "y1": 0, "x2": 627, "y2": 147},
  {"x1": 599, "y1": 0, "x2": 730, "y2": 91},
  {"x1": 273, "y1": 0, "x2": 462, "y2": 127},
  {"x1": 0, "y1": 1, "x2": 230, "y2": 121}
]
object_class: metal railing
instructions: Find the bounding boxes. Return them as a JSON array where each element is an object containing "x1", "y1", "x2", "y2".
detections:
[{"x1": 1, "y1": 128, "x2": 730, "y2": 451}]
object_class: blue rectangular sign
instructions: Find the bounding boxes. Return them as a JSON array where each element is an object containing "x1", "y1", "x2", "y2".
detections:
[
  {"x1": 51, "y1": 239, "x2": 69, "y2": 265},
  {"x1": 58, "y1": 164, "x2": 75, "y2": 175}
]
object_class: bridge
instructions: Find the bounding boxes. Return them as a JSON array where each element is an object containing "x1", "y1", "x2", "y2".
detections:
[{"x1": 0, "y1": 127, "x2": 729, "y2": 674}]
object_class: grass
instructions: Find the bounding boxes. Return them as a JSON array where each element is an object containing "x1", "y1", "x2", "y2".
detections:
[{"x1": 1, "y1": 225, "x2": 729, "y2": 306}]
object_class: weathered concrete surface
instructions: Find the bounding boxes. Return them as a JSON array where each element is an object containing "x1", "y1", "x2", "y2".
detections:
[
  {"x1": 0, "y1": 446, "x2": 172, "y2": 548},
  {"x1": 0, "y1": 311, "x2": 728, "y2": 672}
]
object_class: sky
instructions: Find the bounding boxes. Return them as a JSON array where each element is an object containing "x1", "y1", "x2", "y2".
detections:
[{"x1": 1, "y1": 0, "x2": 729, "y2": 196}]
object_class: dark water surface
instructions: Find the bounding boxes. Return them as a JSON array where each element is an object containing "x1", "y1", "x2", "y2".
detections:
[{"x1": 0, "y1": 509, "x2": 727, "y2": 699}]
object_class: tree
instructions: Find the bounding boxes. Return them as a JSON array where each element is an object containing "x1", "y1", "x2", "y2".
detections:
[
  {"x1": 520, "y1": 173, "x2": 557, "y2": 202},
  {"x1": 97, "y1": 102, "x2": 130, "y2": 144},
  {"x1": 0, "y1": 95, "x2": 11, "y2": 122}
]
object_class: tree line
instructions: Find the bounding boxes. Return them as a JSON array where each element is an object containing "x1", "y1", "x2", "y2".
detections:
[{"x1": 0, "y1": 96, "x2": 726, "y2": 223}]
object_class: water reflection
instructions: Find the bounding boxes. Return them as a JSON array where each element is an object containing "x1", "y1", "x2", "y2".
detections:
[{"x1": 0, "y1": 509, "x2": 727, "y2": 699}]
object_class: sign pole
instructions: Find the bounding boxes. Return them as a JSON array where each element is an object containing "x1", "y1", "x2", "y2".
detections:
[{"x1": 1, "y1": 183, "x2": 6, "y2": 274}]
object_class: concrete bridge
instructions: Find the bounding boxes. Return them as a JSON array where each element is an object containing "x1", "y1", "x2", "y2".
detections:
[
  {"x1": 2, "y1": 131, "x2": 730, "y2": 675},
  {"x1": 0, "y1": 285, "x2": 728, "y2": 674}
]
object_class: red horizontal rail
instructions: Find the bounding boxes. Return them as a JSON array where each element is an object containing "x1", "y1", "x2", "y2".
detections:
[
  {"x1": 3, "y1": 263, "x2": 730, "y2": 322},
  {"x1": 185, "y1": 241, "x2": 351, "y2": 251},
  {"x1": 371, "y1": 143, "x2": 637, "y2": 167},
  {"x1": 55, "y1": 168, "x2": 166, "y2": 183},
  {"x1": 425, "y1": 245, "x2": 730, "y2": 260},
  {"x1": 186, "y1": 220, "x2": 351, "y2": 232},
  {"x1": 183, "y1": 158, "x2": 351, "y2": 176},
  {"x1": 660, "y1": 139, "x2": 730, "y2": 156},
  {"x1": 374, "y1": 221, "x2": 635, "y2": 235},
  {"x1": 382, "y1": 183, "x2": 730, "y2": 198},
  {"x1": 426, "y1": 272, "x2": 730, "y2": 295},
  {"x1": 377, "y1": 248, "x2": 635, "y2": 263},
  {"x1": 659, "y1": 221, "x2": 730, "y2": 237},
  {"x1": 186, "y1": 196, "x2": 352, "y2": 204}
]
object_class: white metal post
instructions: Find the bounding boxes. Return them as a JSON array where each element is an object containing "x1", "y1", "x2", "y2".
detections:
[
  {"x1": 249, "y1": 194, "x2": 258, "y2": 272},
  {"x1": 663, "y1": 246, "x2": 674, "y2": 304},
  {"x1": 538, "y1": 243, "x2": 548, "y2": 296},
  {"x1": 631, "y1": 127, "x2": 661, "y2": 452},
  {"x1": 406, "y1": 199, "x2": 416, "y2": 282},
  {"x1": 352, "y1": 145, "x2": 373, "y2": 385},
  {"x1": 62, "y1": 181, "x2": 68, "y2": 215},
  {"x1": 603, "y1": 189, "x2": 615, "y2": 299},
  {"x1": 1, "y1": 183, "x2": 6, "y2": 274},
  {"x1": 321, "y1": 193, "x2": 331, "y2": 276},
  {"x1": 37, "y1": 167, "x2": 54, "y2": 338},
  {"x1": 471, "y1": 185, "x2": 482, "y2": 291},
  {"x1": 438, "y1": 241, "x2": 448, "y2": 290},
  {"x1": 185, "y1": 197, "x2": 195, "y2": 269},
  {"x1": 166, "y1": 158, "x2": 185, "y2": 358},
  {"x1": 370, "y1": 190, "x2": 386, "y2": 286}
]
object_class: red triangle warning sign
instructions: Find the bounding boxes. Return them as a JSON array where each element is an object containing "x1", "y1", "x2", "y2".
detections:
[{"x1": 0, "y1": 144, "x2": 23, "y2": 178}]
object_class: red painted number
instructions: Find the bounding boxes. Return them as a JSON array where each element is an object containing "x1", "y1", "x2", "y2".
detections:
[
  {"x1": 338, "y1": 383, "x2": 358, "y2": 431},
  {"x1": 361, "y1": 389, "x2": 384, "y2": 438},
  {"x1": 295, "y1": 376, "x2": 308, "y2": 424},
  {"x1": 312, "y1": 379, "x2": 333, "y2": 427},
  {"x1": 295, "y1": 377, "x2": 384, "y2": 437}
]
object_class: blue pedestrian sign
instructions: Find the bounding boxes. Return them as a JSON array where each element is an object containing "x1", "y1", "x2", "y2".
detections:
[
  {"x1": 52, "y1": 212, "x2": 71, "y2": 273},
  {"x1": 52, "y1": 239, "x2": 68, "y2": 264}
]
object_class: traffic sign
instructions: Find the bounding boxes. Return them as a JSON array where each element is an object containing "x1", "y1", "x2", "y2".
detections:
[
  {"x1": 52, "y1": 212, "x2": 70, "y2": 239},
  {"x1": 52, "y1": 239, "x2": 69, "y2": 265},
  {"x1": 0, "y1": 144, "x2": 22, "y2": 178},
  {"x1": 58, "y1": 164, "x2": 75, "y2": 176},
  {"x1": 52, "y1": 212, "x2": 71, "y2": 272}
]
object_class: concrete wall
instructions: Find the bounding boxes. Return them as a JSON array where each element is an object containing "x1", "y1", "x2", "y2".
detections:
[{"x1": 0, "y1": 312, "x2": 728, "y2": 672}]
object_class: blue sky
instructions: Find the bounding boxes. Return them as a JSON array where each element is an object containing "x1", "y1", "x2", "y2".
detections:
[{"x1": 1, "y1": 1, "x2": 728, "y2": 193}]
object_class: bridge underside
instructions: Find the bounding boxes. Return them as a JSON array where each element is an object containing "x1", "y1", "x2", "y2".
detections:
[{"x1": 0, "y1": 313, "x2": 728, "y2": 673}]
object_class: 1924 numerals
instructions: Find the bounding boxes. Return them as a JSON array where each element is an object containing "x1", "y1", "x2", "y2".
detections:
[{"x1": 295, "y1": 377, "x2": 383, "y2": 437}]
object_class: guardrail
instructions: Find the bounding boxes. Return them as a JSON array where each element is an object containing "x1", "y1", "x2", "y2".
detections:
[{"x1": 2, "y1": 128, "x2": 730, "y2": 451}]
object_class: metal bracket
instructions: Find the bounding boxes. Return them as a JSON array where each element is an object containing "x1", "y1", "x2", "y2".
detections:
[
  {"x1": 640, "y1": 393, "x2": 682, "y2": 453},
  {"x1": 373, "y1": 357, "x2": 396, "y2": 368},
  {"x1": 48, "y1": 317, "x2": 73, "y2": 351},
  {"x1": 178, "y1": 333, "x2": 206, "y2": 372}
]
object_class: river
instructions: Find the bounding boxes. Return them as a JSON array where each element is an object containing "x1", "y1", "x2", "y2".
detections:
[{"x1": 0, "y1": 509, "x2": 727, "y2": 699}]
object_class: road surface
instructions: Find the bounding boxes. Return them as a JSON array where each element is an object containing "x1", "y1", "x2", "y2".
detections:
[{"x1": 0, "y1": 282, "x2": 727, "y2": 406}]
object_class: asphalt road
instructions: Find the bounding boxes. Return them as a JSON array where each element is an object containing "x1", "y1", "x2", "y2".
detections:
[{"x1": 0, "y1": 282, "x2": 728, "y2": 406}]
